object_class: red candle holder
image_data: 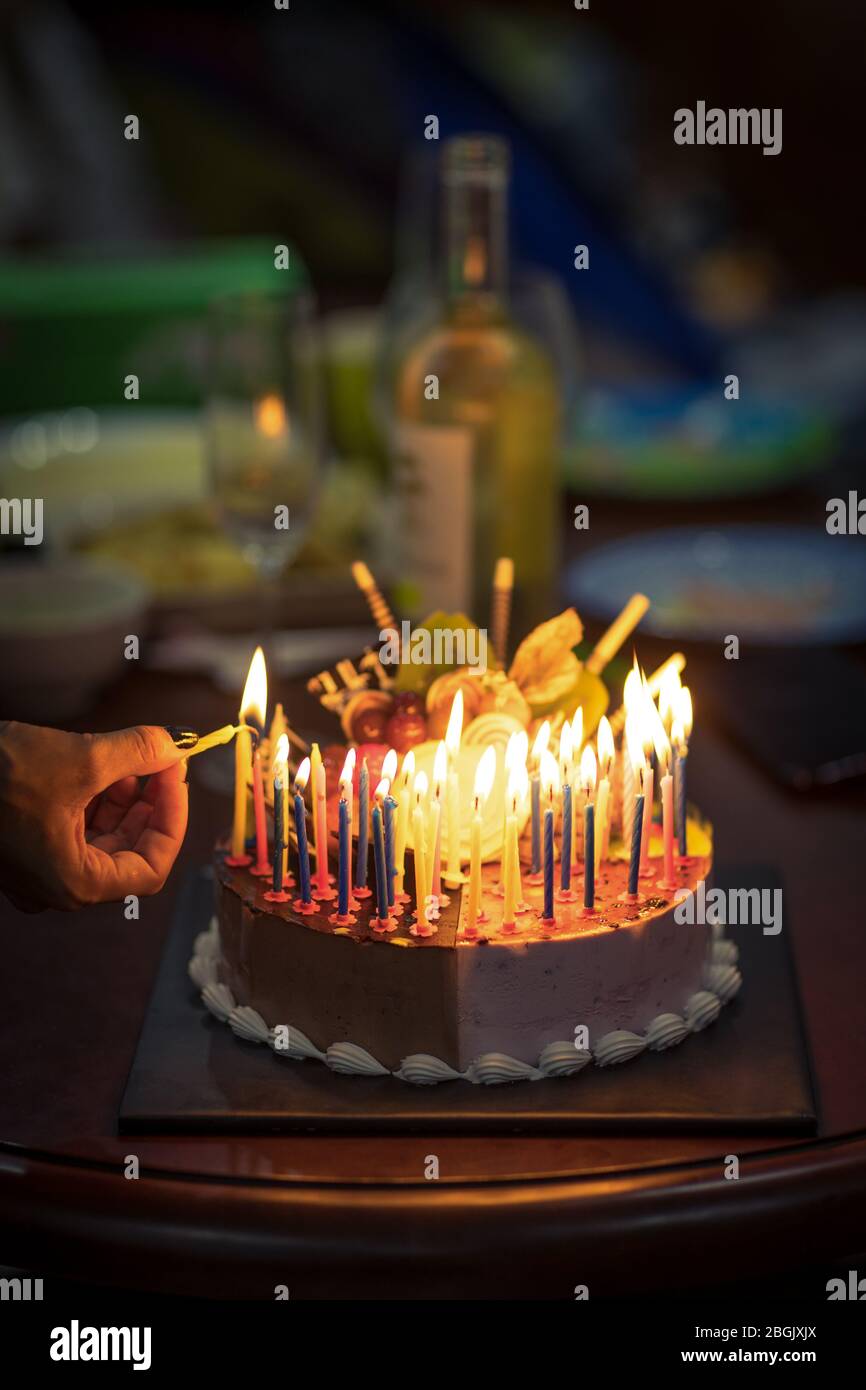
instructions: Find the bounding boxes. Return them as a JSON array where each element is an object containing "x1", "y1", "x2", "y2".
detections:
[
  {"x1": 329, "y1": 911, "x2": 357, "y2": 927},
  {"x1": 352, "y1": 884, "x2": 373, "y2": 899},
  {"x1": 312, "y1": 884, "x2": 336, "y2": 901},
  {"x1": 250, "y1": 862, "x2": 272, "y2": 878},
  {"x1": 538, "y1": 914, "x2": 557, "y2": 929},
  {"x1": 617, "y1": 890, "x2": 646, "y2": 906},
  {"x1": 555, "y1": 887, "x2": 577, "y2": 903},
  {"x1": 372, "y1": 915, "x2": 399, "y2": 934},
  {"x1": 263, "y1": 889, "x2": 291, "y2": 904},
  {"x1": 292, "y1": 897, "x2": 318, "y2": 915},
  {"x1": 225, "y1": 853, "x2": 252, "y2": 868}
]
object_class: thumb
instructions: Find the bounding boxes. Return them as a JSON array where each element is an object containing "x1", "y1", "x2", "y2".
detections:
[{"x1": 85, "y1": 725, "x2": 183, "y2": 787}]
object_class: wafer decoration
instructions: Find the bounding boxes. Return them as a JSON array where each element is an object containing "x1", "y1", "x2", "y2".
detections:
[
  {"x1": 585, "y1": 593, "x2": 650, "y2": 676},
  {"x1": 352, "y1": 560, "x2": 396, "y2": 632}
]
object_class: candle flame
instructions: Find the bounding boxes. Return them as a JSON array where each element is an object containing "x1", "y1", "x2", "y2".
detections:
[
  {"x1": 676, "y1": 685, "x2": 693, "y2": 739},
  {"x1": 658, "y1": 665, "x2": 682, "y2": 725},
  {"x1": 531, "y1": 720, "x2": 550, "y2": 764},
  {"x1": 274, "y1": 733, "x2": 289, "y2": 768},
  {"x1": 570, "y1": 705, "x2": 583, "y2": 755},
  {"x1": 623, "y1": 665, "x2": 642, "y2": 713},
  {"x1": 474, "y1": 745, "x2": 497, "y2": 803},
  {"x1": 444, "y1": 689, "x2": 464, "y2": 756},
  {"x1": 339, "y1": 749, "x2": 355, "y2": 786},
  {"x1": 597, "y1": 715, "x2": 614, "y2": 775},
  {"x1": 671, "y1": 717, "x2": 685, "y2": 750},
  {"x1": 374, "y1": 777, "x2": 390, "y2": 801},
  {"x1": 400, "y1": 749, "x2": 416, "y2": 787},
  {"x1": 294, "y1": 756, "x2": 311, "y2": 792},
  {"x1": 653, "y1": 723, "x2": 671, "y2": 776},
  {"x1": 580, "y1": 743, "x2": 597, "y2": 795},
  {"x1": 560, "y1": 719, "x2": 573, "y2": 773},
  {"x1": 433, "y1": 740, "x2": 448, "y2": 792},
  {"x1": 253, "y1": 393, "x2": 287, "y2": 440},
  {"x1": 382, "y1": 747, "x2": 398, "y2": 783},
  {"x1": 625, "y1": 716, "x2": 645, "y2": 778},
  {"x1": 540, "y1": 748, "x2": 560, "y2": 799},
  {"x1": 414, "y1": 770, "x2": 429, "y2": 804},
  {"x1": 240, "y1": 646, "x2": 267, "y2": 727}
]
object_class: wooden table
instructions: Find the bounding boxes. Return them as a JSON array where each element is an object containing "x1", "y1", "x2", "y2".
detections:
[{"x1": 2, "y1": 632, "x2": 865, "y2": 1299}]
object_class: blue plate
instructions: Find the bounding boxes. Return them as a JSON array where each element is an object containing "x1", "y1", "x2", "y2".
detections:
[{"x1": 566, "y1": 526, "x2": 866, "y2": 645}]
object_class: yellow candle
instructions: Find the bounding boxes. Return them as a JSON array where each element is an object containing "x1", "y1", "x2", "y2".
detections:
[
  {"x1": 444, "y1": 690, "x2": 464, "y2": 887},
  {"x1": 394, "y1": 750, "x2": 415, "y2": 896},
  {"x1": 465, "y1": 747, "x2": 496, "y2": 937},
  {"x1": 412, "y1": 772, "x2": 429, "y2": 918},
  {"x1": 230, "y1": 647, "x2": 266, "y2": 860},
  {"x1": 310, "y1": 742, "x2": 323, "y2": 865}
]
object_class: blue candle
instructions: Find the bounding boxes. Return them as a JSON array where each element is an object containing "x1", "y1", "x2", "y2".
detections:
[
  {"x1": 338, "y1": 797, "x2": 350, "y2": 915},
  {"x1": 294, "y1": 786, "x2": 312, "y2": 904},
  {"x1": 627, "y1": 792, "x2": 644, "y2": 896},
  {"x1": 560, "y1": 782, "x2": 572, "y2": 890},
  {"x1": 583, "y1": 802, "x2": 595, "y2": 909},
  {"x1": 384, "y1": 794, "x2": 397, "y2": 909},
  {"x1": 355, "y1": 759, "x2": 369, "y2": 890},
  {"x1": 531, "y1": 774, "x2": 541, "y2": 874},
  {"x1": 543, "y1": 805, "x2": 554, "y2": 919},
  {"x1": 271, "y1": 772, "x2": 285, "y2": 893},
  {"x1": 372, "y1": 803, "x2": 388, "y2": 921},
  {"x1": 675, "y1": 751, "x2": 687, "y2": 856}
]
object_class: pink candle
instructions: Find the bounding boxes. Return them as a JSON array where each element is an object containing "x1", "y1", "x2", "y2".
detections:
[
  {"x1": 638, "y1": 764, "x2": 654, "y2": 878},
  {"x1": 313, "y1": 761, "x2": 334, "y2": 899},
  {"x1": 660, "y1": 770, "x2": 676, "y2": 887}
]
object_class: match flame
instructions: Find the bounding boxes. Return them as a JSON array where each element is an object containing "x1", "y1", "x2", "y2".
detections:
[
  {"x1": 433, "y1": 741, "x2": 448, "y2": 794},
  {"x1": 445, "y1": 689, "x2": 464, "y2": 757},
  {"x1": 253, "y1": 393, "x2": 287, "y2": 439},
  {"x1": 294, "y1": 756, "x2": 311, "y2": 793},
  {"x1": 540, "y1": 748, "x2": 560, "y2": 800},
  {"x1": 580, "y1": 743, "x2": 597, "y2": 796},
  {"x1": 240, "y1": 646, "x2": 267, "y2": 728},
  {"x1": 382, "y1": 747, "x2": 398, "y2": 783},
  {"x1": 400, "y1": 749, "x2": 416, "y2": 788},
  {"x1": 597, "y1": 715, "x2": 614, "y2": 776},
  {"x1": 473, "y1": 745, "x2": 497, "y2": 804},
  {"x1": 532, "y1": 720, "x2": 550, "y2": 765},
  {"x1": 414, "y1": 770, "x2": 429, "y2": 804}
]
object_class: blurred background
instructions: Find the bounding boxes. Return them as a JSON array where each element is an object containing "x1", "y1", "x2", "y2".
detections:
[{"x1": 1, "y1": 0, "x2": 865, "y2": 745}]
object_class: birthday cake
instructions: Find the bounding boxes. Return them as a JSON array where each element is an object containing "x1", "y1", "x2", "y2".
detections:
[{"x1": 189, "y1": 573, "x2": 742, "y2": 1085}]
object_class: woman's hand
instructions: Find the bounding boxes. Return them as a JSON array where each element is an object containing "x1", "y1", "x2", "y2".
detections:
[{"x1": 0, "y1": 722, "x2": 188, "y2": 912}]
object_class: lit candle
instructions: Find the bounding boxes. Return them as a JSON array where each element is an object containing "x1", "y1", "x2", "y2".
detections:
[
  {"x1": 229, "y1": 647, "x2": 266, "y2": 865},
  {"x1": 464, "y1": 746, "x2": 497, "y2": 939},
  {"x1": 444, "y1": 690, "x2": 464, "y2": 888},
  {"x1": 502, "y1": 762, "x2": 521, "y2": 931},
  {"x1": 620, "y1": 664, "x2": 642, "y2": 854},
  {"x1": 354, "y1": 757, "x2": 371, "y2": 897},
  {"x1": 658, "y1": 665, "x2": 682, "y2": 738},
  {"x1": 595, "y1": 715, "x2": 614, "y2": 874},
  {"x1": 580, "y1": 744, "x2": 597, "y2": 912},
  {"x1": 510, "y1": 762, "x2": 529, "y2": 913},
  {"x1": 429, "y1": 742, "x2": 447, "y2": 905},
  {"x1": 310, "y1": 740, "x2": 323, "y2": 872},
  {"x1": 529, "y1": 720, "x2": 549, "y2": 882},
  {"x1": 411, "y1": 771, "x2": 429, "y2": 927},
  {"x1": 674, "y1": 686, "x2": 693, "y2": 858},
  {"x1": 570, "y1": 706, "x2": 583, "y2": 876},
  {"x1": 393, "y1": 750, "x2": 415, "y2": 901},
  {"x1": 268, "y1": 701, "x2": 287, "y2": 764},
  {"x1": 264, "y1": 734, "x2": 290, "y2": 901},
  {"x1": 312, "y1": 751, "x2": 334, "y2": 900},
  {"x1": 557, "y1": 720, "x2": 574, "y2": 901},
  {"x1": 620, "y1": 724, "x2": 645, "y2": 901},
  {"x1": 292, "y1": 758, "x2": 315, "y2": 912},
  {"x1": 539, "y1": 749, "x2": 559, "y2": 925},
  {"x1": 251, "y1": 735, "x2": 270, "y2": 877},
  {"x1": 381, "y1": 748, "x2": 398, "y2": 911},
  {"x1": 655, "y1": 726, "x2": 677, "y2": 891},
  {"x1": 638, "y1": 689, "x2": 656, "y2": 880},
  {"x1": 371, "y1": 788, "x2": 393, "y2": 930},
  {"x1": 338, "y1": 747, "x2": 356, "y2": 887}
]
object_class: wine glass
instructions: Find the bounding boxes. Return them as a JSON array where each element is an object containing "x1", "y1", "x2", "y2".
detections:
[{"x1": 205, "y1": 289, "x2": 325, "y2": 604}]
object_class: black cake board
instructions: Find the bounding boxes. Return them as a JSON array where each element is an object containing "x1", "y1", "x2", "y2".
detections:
[{"x1": 119, "y1": 865, "x2": 816, "y2": 1135}]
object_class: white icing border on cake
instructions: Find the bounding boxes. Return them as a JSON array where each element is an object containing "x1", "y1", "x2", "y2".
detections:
[{"x1": 189, "y1": 919, "x2": 742, "y2": 1085}]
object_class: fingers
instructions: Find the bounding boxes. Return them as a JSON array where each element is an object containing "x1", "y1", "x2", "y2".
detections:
[
  {"x1": 85, "y1": 776, "x2": 140, "y2": 833},
  {"x1": 80, "y1": 763, "x2": 188, "y2": 902},
  {"x1": 82, "y1": 726, "x2": 183, "y2": 791}
]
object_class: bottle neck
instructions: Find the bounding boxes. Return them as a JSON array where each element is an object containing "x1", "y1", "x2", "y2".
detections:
[{"x1": 442, "y1": 157, "x2": 508, "y2": 307}]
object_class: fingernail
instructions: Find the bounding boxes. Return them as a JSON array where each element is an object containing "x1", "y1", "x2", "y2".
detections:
[{"x1": 163, "y1": 726, "x2": 199, "y2": 749}]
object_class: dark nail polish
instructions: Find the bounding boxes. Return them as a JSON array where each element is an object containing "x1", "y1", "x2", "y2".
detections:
[{"x1": 164, "y1": 726, "x2": 199, "y2": 749}]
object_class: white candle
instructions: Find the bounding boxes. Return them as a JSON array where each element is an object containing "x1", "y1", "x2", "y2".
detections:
[
  {"x1": 595, "y1": 715, "x2": 613, "y2": 874},
  {"x1": 444, "y1": 691, "x2": 464, "y2": 886},
  {"x1": 412, "y1": 772, "x2": 429, "y2": 920},
  {"x1": 394, "y1": 750, "x2": 415, "y2": 897},
  {"x1": 465, "y1": 747, "x2": 496, "y2": 938}
]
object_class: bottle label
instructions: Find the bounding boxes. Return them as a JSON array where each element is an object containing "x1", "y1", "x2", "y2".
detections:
[{"x1": 393, "y1": 423, "x2": 473, "y2": 616}]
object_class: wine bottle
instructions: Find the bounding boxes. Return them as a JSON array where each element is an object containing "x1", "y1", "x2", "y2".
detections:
[{"x1": 390, "y1": 135, "x2": 560, "y2": 643}]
